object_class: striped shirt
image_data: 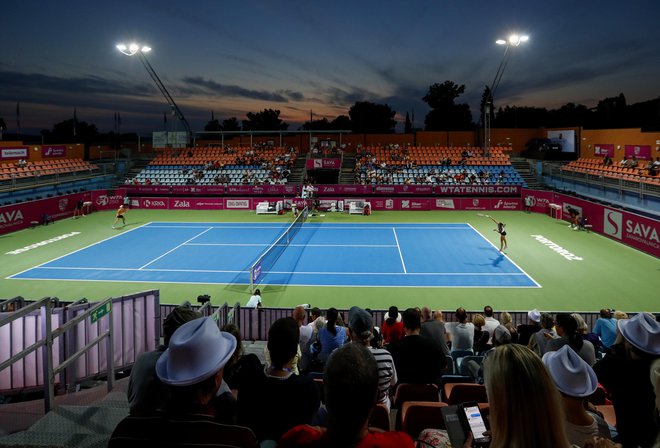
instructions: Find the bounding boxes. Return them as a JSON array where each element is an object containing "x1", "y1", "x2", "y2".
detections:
[{"x1": 369, "y1": 346, "x2": 397, "y2": 410}]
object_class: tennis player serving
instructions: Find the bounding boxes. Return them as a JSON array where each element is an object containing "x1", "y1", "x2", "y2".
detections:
[
  {"x1": 112, "y1": 204, "x2": 128, "y2": 229},
  {"x1": 486, "y1": 214, "x2": 507, "y2": 252}
]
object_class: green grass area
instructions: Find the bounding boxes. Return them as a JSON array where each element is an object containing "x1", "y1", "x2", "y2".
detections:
[{"x1": 1, "y1": 209, "x2": 658, "y2": 313}]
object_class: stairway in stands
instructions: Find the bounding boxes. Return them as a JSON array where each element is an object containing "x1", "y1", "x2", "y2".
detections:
[
  {"x1": 339, "y1": 152, "x2": 356, "y2": 184},
  {"x1": 510, "y1": 156, "x2": 545, "y2": 189},
  {"x1": 0, "y1": 378, "x2": 130, "y2": 448},
  {"x1": 286, "y1": 156, "x2": 308, "y2": 184}
]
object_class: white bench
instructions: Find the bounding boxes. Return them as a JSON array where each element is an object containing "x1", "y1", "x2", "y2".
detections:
[{"x1": 256, "y1": 201, "x2": 282, "y2": 214}]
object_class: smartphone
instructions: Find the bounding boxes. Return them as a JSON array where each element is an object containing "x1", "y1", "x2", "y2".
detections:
[{"x1": 459, "y1": 401, "x2": 491, "y2": 445}]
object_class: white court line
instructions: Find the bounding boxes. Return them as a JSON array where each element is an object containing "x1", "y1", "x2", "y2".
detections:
[
  {"x1": 138, "y1": 227, "x2": 213, "y2": 270},
  {"x1": 392, "y1": 227, "x2": 408, "y2": 274},
  {"x1": 185, "y1": 243, "x2": 398, "y2": 248},
  {"x1": 146, "y1": 223, "x2": 471, "y2": 230},
  {"x1": 7, "y1": 221, "x2": 153, "y2": 279},
  {"x1": 467, "y1": 222, "x2": 542, "y2": 288}
]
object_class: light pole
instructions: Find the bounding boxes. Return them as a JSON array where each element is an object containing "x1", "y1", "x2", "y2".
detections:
[
  {"x1": 483, "y1": 34, "x2": 528, "y2": 157},
  {"x1": 116, "y1": 42, "x2": 192, "y2": 142}
]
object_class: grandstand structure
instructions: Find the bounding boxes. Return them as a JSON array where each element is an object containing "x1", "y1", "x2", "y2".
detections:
[
  {"x1": 0, "y1": 129, "x2": 659, "y2": 446},
  {"x1": 561, "y1": 157, "x2": 660, "y2": 186}
]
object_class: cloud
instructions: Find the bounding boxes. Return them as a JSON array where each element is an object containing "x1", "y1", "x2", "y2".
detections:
[{"x1": 181, "y1": 76, "x2": 302, "y2": 102}]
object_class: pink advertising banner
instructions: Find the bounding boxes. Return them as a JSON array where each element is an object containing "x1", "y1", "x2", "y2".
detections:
[
  {"x1": 41, "y1": 145, "x2": 67, "y2": 158},
  {"x1": 171, "y1": 185, "x2": 226, "y2": 195},
  {"x1": 225, "y1": 185, "x2": 297, "y2": 195},
  {"x1": 1, "y1": 147, "x2": 28, "y2": 160},
  {"x1": 91, "y1": 190, "x2": 126, "y2": 211},
  {"x1": 124, "y1": 185, "x2": 170, "y2": 195},
  {"x1": 0, "y1": 193, "x2": 89, "y2": 234},
  {"x1": 315, "y1": 185, "x2": 373, "y2": 195},
  {"x1": 374, "y1": 185, "x2": 434, "y2": 195},
  {"x1": 553, "y1": 193, "x2": 659, "y2": 258},
  {"x1": 594, "y1": 144, "x2": 615, "y2": 157},
  {"x1": 169, "y1": 197, "x2": 224, "y2": 210},
  {"x1": 521, "y1": 188, "x2": 555, "y2": 214},
  {"x1": 434, "y1": 185, "x2": 521, "y2": 196},
  {"x1": 306, "y1": 158, "x2": 341, "y2": 170},
  {"x1": 624, "y1": 145, "x2": 651, "y2": 160}
]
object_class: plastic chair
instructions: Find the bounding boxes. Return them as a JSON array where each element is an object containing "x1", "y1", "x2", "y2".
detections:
[
  {"x1": 368, "y1": 403, "x2": 391, "y2": 431},
  {"x1": 400, "y1": 401, "x2": 448, "y2": 438},
  {"x1": 392, "y1": 383, "x2": 440, "y2": 409},
  {"x1": 450, "y1": 349, "x2": 473, "y2": 372},
  {"x1": 444, "y1": 383, "x2": 488, "y2": 405},
  {"x1": 441, "y1": 355, "x2": 454, "y2": 375},
  {"x1": 458, "y1": 355, "x2": 484, "y2": 378}
]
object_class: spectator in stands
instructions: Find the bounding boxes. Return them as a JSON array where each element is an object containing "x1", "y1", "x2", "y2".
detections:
[
  {"x1": 613, "y1": 310, "x2": 629, "y2": 320},
  {"x1": 472, "y1": 314, "x2": 490, "y2": 354},
  {"x1": 293, "y1": 305, "x2": 314, "y2": 372},
  {"x1": 603, "y1": 155, "x2": 613, "y2": 166},
  {"x1": 381, "y1": 306, "x2": 405, "y2": 348},
  {"x1": 483, "y1": 305, "x2": 500, "y2": 344},
  {"x1": 111, "y1": 318, "x2": 247, "y2": 446},
  {"x1": 446, "y1": 307, "x2": 475, "y2": 352},
  {"x1": 127, "y1": 305, "x2": 202, "y2": 416},
  {"x1": 594, "y1": 312, "x2": 660, "y2": 448},
  {"x1": 547, "y1": 313, "x2": 596, "y2": 366},
  {"x1": 347, "y1": 306, "x2": 397, "y2": 411},
  {"x1": 279, "y1": 343, "x2": 414, "y2": 447},
  {"x1": 245, "y1": 289, "x2": 262, "y2": 308},
  {"x1": 630, "y1": 156, "x2": 638, "y2": 168},
  {"x1": 315, "y1": 307, "x2": 347, "y2": 364},
  {"x1": 390, "y1": 308, "x2": 447, "y2": 386},
  {"x1": 529, "y1": 312, "x2": 558, "y2": 357},
  {"x1": 593, "y1": 309, "x2": 618, "y2": 351},
  {"x1": 620, "y1": 157, "x2": 629, "y2": 167},
  {"x1": 218, "y1": 327, "x2": 261, "y2": 388},
  {"x1": 499, "y1": 311, "x2": 519, "y2": 344},
  {"x1": 543, "y1": 345, "x2": 612, "y2": 446},
  {"x1": 420, "y1": 307, "x2": 449, "y2": 356},
  {"x1": 517, "y1": 309, "x2": 542, "y2": 347},
  {"x1": 237, "y1": 317, "x2": 320, "y2": 443},
  {"x1": 573, "y1": 313, "x2": 602, "y2": 353}
]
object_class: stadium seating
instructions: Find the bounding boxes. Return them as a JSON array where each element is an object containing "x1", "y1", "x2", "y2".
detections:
[
  {"x1": 0, "y1": 158, "x2": 98, "y2": 182},
  {"x1": 562, "y1": 157, "x2": 660, "y2": 186}
]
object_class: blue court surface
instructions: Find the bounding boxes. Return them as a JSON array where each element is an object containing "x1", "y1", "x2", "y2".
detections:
[{"x1": 9, "y1": 222, "x2": 539, "y2": 288}]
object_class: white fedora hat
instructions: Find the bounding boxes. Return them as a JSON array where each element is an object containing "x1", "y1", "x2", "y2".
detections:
[
  {"x1": 543, "y1": 345, "x2": 598, "y2": 398},
  {"x1": 618, "y1": 312, "x2": 660, "y2": 355},
  {"x1": 156, "y1": 317, "x2": 237, "y2": 386}
]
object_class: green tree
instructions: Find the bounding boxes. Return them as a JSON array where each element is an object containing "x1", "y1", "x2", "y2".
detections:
[
  {"x1": 422, "y1": 80, "x2": 473, "y2": 130},
  {"x1": 331, "y1": 115, "x2": 351, "y2": 130},
  {"x1": 205, "y1": 111, "x2": 222, "y2": 132},
  {"x1": 242, "y1": 109, "x2": 288, "y2": 131},
  {"x1": 222, "y1": 117, "x2": 241, "y2": 132},
  {"x1": 300, "y1": 118, "x2": 334, "y2": 131},
  {"x1": 41, "y1": 118, "x2": 98, "y2": 144},
  {"x1": 348, "y1": 102, "x2": 396, "y2": 134}
]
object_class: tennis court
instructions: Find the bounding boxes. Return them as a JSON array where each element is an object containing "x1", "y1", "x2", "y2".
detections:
[{"x1": 9, "y1": 221, "x2": 538, "y2": 288}]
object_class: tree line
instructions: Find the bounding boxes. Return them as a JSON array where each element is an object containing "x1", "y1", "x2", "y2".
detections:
[{"x1": 2, "y1": 81, "x2": 658, "y2": 144}]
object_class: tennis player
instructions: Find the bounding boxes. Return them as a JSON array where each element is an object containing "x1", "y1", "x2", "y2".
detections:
[
  {"x1": 488, "y1": 215, "x2": 508, "y2": 252},
  {"x1": 112, "y1": 204, "x2": 128, "y2": 229}
]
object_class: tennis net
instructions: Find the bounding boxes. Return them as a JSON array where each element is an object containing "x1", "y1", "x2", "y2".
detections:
[{"x1": 250, "y1": 206, "x2": 309, "y2": 292}]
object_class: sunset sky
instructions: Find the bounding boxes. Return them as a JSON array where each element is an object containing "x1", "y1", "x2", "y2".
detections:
[{"x1": 2, "y1": 0, "x2": 660, "y2": 135}]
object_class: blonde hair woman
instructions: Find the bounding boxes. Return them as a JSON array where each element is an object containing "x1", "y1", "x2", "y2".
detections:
[{"x1": 479, "y1": 344, "x2": 572, "y2": 448}]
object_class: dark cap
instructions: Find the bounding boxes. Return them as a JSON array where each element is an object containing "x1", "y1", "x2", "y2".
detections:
[{"x1": 349, "y1": 306, "x2": 373, "y2": 341}]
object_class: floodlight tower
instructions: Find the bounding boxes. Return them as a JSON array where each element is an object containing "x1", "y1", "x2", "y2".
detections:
[
  {"x1": 116, "y1": 42, "x2": 192, "y2": 138},
  {"x1": 483, "y1": 34, "x2": 528, "y2": 157}
]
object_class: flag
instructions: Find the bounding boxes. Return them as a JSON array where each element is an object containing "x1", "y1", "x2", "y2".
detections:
[
  {"x1": 211, "y1": 111, "x2": 215, "y2": 121},
  {"x1": 73, "y1": 107, "x2": 78, "y2": 137},
  {"x1": 16, "y1": 102, "x2": 21, "y2": 132}
]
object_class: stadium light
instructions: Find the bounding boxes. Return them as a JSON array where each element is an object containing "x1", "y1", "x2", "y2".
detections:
[
  {"x1": 115, "y1": 41, "x2": 191, "y2": 140},
  {"x1": 483, "y1": 33, "x2": 529, "y2": 157}
]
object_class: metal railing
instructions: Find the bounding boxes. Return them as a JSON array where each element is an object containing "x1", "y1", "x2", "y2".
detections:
[
  {"x1": 0, "y1": 297, "x2": 114, "y2": 413},
  {"x1": 544, "y1": 164, "x2": 660, "y2": 199}
]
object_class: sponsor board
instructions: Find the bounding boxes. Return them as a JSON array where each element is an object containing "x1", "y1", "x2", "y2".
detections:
[
  {"x1": 137, "y1": 198, "x2": 168, "y2": 209},
  {"x1": 492, "y1": 199, "x2": 522, "y2": 210},
  {"x1": 226, "y1": 199, "x2": 250, "y2": 209},
  {"x1": 41, "y1": 145, "x2": 67, "y2": 158},
  {"x1": 435, "y1": 185, "x2": 521, "y2": 196},
  {"x1": 435, "y1": 199, "x2": 456, "y2": 209},
  {"x1": 1, "y1": 147, "x2": 28, "y2": 159}
]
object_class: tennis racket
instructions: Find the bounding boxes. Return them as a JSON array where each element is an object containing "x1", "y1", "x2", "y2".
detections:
[{"x1": 477, "y1": 213, "x2": 490, "y2": 218}]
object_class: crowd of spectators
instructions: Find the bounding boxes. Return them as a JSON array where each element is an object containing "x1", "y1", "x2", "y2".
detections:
[{"x1": 112, "y1": 301, "x2": 659, "y2": 448}]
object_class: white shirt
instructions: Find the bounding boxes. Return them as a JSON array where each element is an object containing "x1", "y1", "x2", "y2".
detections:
[
  {"x1": 245, "y1": 294, "x2": 261, "y2": 308},
  {"x1": 483, "y1": 317, "x2": 500, "y2": 344}
]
